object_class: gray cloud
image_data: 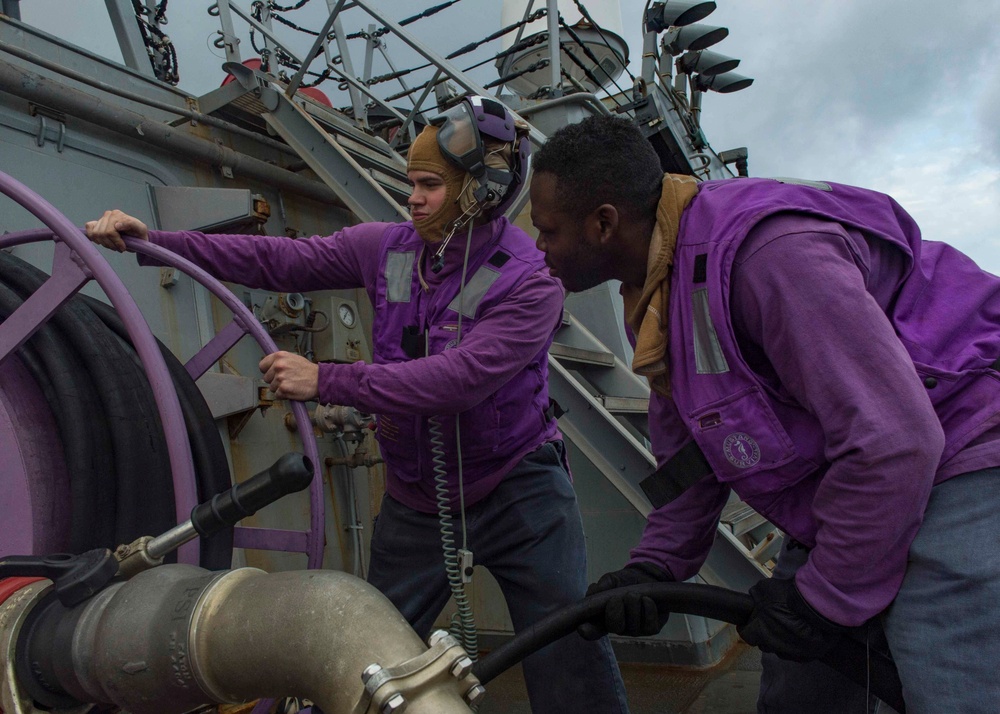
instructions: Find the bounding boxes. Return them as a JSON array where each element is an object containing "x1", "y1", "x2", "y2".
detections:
[
  {"x1": 694, "y1": 0, "x2": 1000, "y2": 178},
  {"x1": 18, "y1": 0, "x2": 1000, "y2": 271}
]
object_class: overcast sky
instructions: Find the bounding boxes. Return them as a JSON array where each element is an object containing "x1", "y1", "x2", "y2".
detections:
[{"x1": 23, "y1": 0, "x2": 1000, "y2": 273}]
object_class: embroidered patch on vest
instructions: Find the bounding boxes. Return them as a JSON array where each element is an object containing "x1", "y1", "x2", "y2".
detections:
[
  {"x1": 386, "y1": 251, "x2": 415, "y2": 303},
  {"x1": 723, "y1": 432, "x2": 761, "y2": 469}
]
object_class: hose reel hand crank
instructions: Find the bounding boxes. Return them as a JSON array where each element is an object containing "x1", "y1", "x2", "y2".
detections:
[{"x1": 117, "y1": 451, "x2": 314, "y2": 577}]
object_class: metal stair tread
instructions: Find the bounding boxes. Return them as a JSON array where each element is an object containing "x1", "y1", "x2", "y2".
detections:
[
  {"x1": 720, "y1": 501, "x2": 769, "y2": 537},
  {"x1": 600, "y1": 395, "x2": 650, "y2": 413},
  {"x1": 549, "y1": 341, "x2": 615, "y2": 367}
]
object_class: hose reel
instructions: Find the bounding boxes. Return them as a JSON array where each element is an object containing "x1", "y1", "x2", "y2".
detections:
[{"x1": 0, "y1": 168, "x2": 325, "y2": 569}]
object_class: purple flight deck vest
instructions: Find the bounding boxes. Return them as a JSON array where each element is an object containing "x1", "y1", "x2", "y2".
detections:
[
  {"x1": 371, "y1": 218, "x2": 555, "y2": 489},
  {"x1": 667, "y1": 178, "x2": 1000, "y2": 541}
]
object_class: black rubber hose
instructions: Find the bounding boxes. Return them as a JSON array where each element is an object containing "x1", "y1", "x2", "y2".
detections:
[
  {"x1": 81, "y1": 295, "x2": 234, "y2": 569},
  {"x1": 0, "y1": 280, "x2": 116, "y2": 550},
  {"x1": 0, "y1": 252, "x2": 175, "y2": 549},
  {"x1": 472, "y1": 582, "x2": 906, "y2": 713},
  {"x1": 0, "y1": 249, "x2": 233, "y2": 568}
]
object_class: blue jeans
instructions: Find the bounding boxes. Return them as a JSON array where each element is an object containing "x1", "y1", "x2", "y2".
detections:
[
  {"x1": 367, "y1": 441, "x2": 629, "y2": 714},
  {"x1": 760, "y1": 467, "x2": 1000, "y2": 714}
]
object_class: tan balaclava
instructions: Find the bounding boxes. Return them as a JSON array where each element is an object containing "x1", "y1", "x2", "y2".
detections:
[
  {"x1": 407, "y1": 122, "x2": 526, "y2": 243},
  {"x1": 407, "y1": 125, "x2": 468, "y2": 243}
]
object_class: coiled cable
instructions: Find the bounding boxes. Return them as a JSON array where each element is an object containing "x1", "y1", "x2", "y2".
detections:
[{"x1": 430, "y1": 221, "x2": 478, "y2": 660}]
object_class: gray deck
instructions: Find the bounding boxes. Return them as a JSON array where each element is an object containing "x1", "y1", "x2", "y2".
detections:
[{"x1": 479, "y1": 643, "x2": 762, "y2": 713}]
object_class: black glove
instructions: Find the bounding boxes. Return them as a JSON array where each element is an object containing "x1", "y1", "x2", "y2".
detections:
[
  {"x1": 737, "y1": 576, "x2": 847, "y2": 662},
  {"x1": 578, "y1": 562, "x2": 673, "y2": 641}
]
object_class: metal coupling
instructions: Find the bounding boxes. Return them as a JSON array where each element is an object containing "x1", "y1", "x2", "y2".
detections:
[{"x1": 113, "y1": 535, "x2": 163, "y2": 578}]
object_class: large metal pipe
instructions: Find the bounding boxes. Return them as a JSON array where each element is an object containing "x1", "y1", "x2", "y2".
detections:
[
  {"x1": 0, "y1": 61, "x2": 347, "y2": 209},
  {"x1": 8, "y1": 566, "x2": 478, "y2": 713},
  {"x1": 0, "y1": 39, "x2": 300, "y2": 158}
]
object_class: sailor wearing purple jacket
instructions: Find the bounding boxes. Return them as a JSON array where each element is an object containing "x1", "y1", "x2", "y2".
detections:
[
  {"x1": 85, "y1": 98, "x2": 629, "y2": 714},
  {"x1": 530, "y1": 115, "x2": 1000, "y2": 713}
]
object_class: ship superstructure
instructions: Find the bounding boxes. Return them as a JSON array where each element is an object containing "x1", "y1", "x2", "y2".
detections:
[{"x1": 0, "y1": 3, "x2": 855, "y2": 712}]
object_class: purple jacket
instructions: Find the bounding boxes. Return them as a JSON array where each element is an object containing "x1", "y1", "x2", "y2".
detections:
[
  {"x1": 146, "y1": 218, "x2": 563, "y2": 513},
  {"x1": 631, "y1": 178, "x2": 1000, "y2": 625},
  {"x1": 367, "y1": 220, "x2": 560, "y2": 506}
]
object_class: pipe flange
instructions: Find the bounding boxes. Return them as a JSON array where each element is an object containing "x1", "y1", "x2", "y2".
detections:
[
  {"x1": 352, "y1": 631, "x2": 480, "y2": 714},
  {"x1": 277, "y1": 292, "x2": 305, "y2": 317},
  {"x1": 188, "y1": 568, "x2": 266, "y2": 704},
  {"x1": 0, "y1": 580, "x2": 55, "y2": 714}
]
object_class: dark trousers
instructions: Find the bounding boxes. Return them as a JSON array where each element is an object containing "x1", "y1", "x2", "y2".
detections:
[
  {"x1": 368, "y1": 441, "x2": 629, "y2": 714},
  {"x1": 759, "y1": 468, "x2": 1000, "y2": 714}
]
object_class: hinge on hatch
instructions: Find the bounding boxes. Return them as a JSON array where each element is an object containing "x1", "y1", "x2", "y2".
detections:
[{"x1": 30, "y1": 103, "x2": 67, "y2": 152}]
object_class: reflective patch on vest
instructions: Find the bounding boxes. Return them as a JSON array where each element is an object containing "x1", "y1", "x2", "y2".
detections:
[
  {"x1": 723, "y1": 432, "x2": 761, "y2": 469},
  {"x1": 386, "y1": 251, "x2": 415, "y2": 303},
  {"x1": 769, "y1": 177, "x2": 833, "y2": 191},
  {"x1": 448, "y1": 265, "x2": 501, "y2": 318},
  {"x1": 692, "y1": 287, "x2": 729, "y2": 374}
]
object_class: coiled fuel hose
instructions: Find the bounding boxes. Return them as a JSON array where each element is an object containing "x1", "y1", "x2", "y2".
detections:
[
  {"x1": 0, "y1": 248, "x2": 232, "y2": 568},
  {"x1": 430, "y1": 222, "x2": 478, "y2": 661}
]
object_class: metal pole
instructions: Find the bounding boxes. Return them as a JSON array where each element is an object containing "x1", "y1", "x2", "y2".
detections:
[
  {"x1": 545, "y1": 0, "x2": 562, "y2": 97},
  {"x1": 213, "y1": 0, "x2": 244, "y2": 64},
  {"x1": 328, "y1": 2, "x2": 367, "y2": 125},
  {"x1": 1, "y1": 0, "x2": 20, "y2": 20},
  {"x1": 0, "y1": 61, "x2": 347, "y2": 207},
  {"x1": 495, "y1": 0, "x2": 536, "y2": 97},
  {"x1": 287, "y1": 0, "x2": 348, "y2": 95},
  {"x1": 641, "y1": 26, "x2": 658, "y2": 87},
  {"x1": 348, "y1": 0, "x2": 549, "y2": 147},
  {"x1": 104, "y1": 0, "x2": 156, "y2": 77}
]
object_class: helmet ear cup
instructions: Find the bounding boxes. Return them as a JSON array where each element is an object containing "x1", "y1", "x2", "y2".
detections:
[{"x1": 490, "y1": 134, "x2": 529, "y2": 217}]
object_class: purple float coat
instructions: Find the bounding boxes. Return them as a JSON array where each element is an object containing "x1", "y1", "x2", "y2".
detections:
[
  {"x1": 145, "y1": 218, "x2": 563, "y2": 513},
  {"x1": 630, "y1": 178, "x2": 1000, "y2": 626}
]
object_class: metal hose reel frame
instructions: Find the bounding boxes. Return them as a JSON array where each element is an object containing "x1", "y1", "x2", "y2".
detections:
[{"x1": 0, "y1": 169, "x2": 324, "y2": 569}]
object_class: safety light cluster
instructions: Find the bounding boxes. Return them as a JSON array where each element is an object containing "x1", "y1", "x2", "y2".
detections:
[{"x1": 645, "y1": 0, "x2": 753, "y2": 94}]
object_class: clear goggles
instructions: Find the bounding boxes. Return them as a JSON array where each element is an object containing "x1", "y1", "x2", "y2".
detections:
[{"x1": 434, "y1": 101, "x2": 487, "y2": 178}]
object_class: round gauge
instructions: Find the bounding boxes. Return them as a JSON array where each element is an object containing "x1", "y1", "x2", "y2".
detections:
[{"x1": 338, "y1": 303, "x2": 356, "y2": 328}]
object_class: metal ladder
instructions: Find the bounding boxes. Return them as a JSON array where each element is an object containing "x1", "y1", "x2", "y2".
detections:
[
  {"x1": 195, "y1": 63, "x2": 411, "y2": 224},
  {"x1": 551, "y1": 287, "x2": 782, "y2": 593}
]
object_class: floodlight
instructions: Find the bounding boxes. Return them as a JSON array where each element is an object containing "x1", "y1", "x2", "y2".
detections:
[
  {"x1": 692, "y1": 71, "x2": 754, "y2": 93},
  {"x1": 678, "y1": 50, "x2": 739, "y2": 76},
  {"x1": 645, "y1": 1, "x2": 717, "y2": 33},
  {"x1": 661, "y1": 24, "x2": 728, "y2": 55}
]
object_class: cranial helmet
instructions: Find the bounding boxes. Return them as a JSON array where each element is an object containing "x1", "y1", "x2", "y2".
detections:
[{"x1": 432, "y1": 94, "x2": 531, "y2": 219}]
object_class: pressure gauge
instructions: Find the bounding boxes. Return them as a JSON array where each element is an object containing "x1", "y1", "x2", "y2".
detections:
[{"x1": 338, "y1": 303, "x2": 356, "y2": 328}]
